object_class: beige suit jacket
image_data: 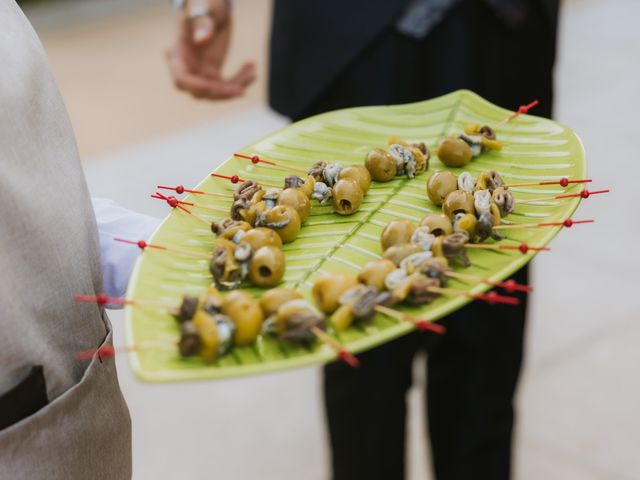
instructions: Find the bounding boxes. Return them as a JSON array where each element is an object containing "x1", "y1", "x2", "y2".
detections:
[{"x1": 0, "y1": 1, "x2": 131, "y2": 478}]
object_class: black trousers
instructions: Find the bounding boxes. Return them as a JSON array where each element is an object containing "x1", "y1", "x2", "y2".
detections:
[{"x1": 288, "y1": 2, "x2": 557, "y2": 479}]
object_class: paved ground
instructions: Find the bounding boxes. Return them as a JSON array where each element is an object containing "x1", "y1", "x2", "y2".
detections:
[{"x1": 26, "y1": 0, "x2": 640, "y2": 478}]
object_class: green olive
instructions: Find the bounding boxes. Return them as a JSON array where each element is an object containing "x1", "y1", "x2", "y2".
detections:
[
  {"x1": 426, "y1": 171, "x2": 458, "y2": 206},
  {"x1": 382, "y1": 243, "x2": 422, "y2": 266},
  {"x1": 453, "y1": 213, "x2": 478, "y2": 238},
  {"x1": 238, "y1": 227, "x2": 282, "y2": 252},
  {"x1": 248, "y1": 245, "x2": 285, "y2": 288},
  {"x1": 331, "y1": 304, "x2": 355, "y2": 331},
  {"x1": 223, "y1": 290, "x2": 253, "y2": 307},
  {"x1": 338, "y1": 165, "x2": 372, "y2": 194},
  {"x1": 332, "y1": 178, "x2": 363, "y2": 215},
  {"x1": 421, "y1": 213, "x2": 453, "y2": 236},
  {"x1": 221, "y1": 294, "x2": 264, "y2": 346},
  {"x1": 263, "y1": 205, "x2": 301, "y2": 243},
  {"x1": 437, "y1": 137, "x2": 473, "y2": 167},
  {"x1": 259, "y1": 288, "x2": 303, "y2": 317},
  {"x1": 312, "y1": 273, "x2": 358, "y2": 314},
  {"x1": 357, "y1": 259, "x2": 397, "y2": 291},
  {"x1": 278, "y1": 187, "x2": 311, "y2": 221},
  {"x1": 193, "y1": 310, "x2": 219, "y2": 362},
  {"x1": 365, "y1": 148, "x2": 396, "y2": 182},
  {"x1": 380, "y1": 219, "x2": 417, "y2": 251},
  {"x1": 442, "y1": 190, "x2": 475, "y2": 220}
]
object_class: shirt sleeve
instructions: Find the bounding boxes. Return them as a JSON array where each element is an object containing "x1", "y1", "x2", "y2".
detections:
[{"x1": 92, "y1": 198, "x2": 162, "y2": 306}]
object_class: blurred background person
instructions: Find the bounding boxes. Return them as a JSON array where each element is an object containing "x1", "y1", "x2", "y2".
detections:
[{"x1": 167, "y1": 1, "x2": 558, "y2": 479}]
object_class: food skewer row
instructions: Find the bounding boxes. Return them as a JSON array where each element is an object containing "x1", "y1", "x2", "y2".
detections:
[
  {"x1": 97, "y1": 224, "x2": 525, "y2": 365},
  {"x1": 236, "y1": 134, "x2": 429, "y2": 217},
  {"x1": 436, "y1": 100, "x2": 539, "y2": 168},
  {"x1": 234, "y1": 152, "x2": 372, "y2": 216},
  {"x1": 381, "y1": 217, "x2": 549, "y2": 273},
  {"x1": 426, "y1": 170, "x2": 603, "y2": 241},
  {"x1": 115, "y1": 232, "x2": 285, "y2": 290},
  {"x1": 73, "y1": 291, "x2": 359, "y2": 367},
  {"x1": 310, "y1": 260, "x2": 519, "y2": 334}
]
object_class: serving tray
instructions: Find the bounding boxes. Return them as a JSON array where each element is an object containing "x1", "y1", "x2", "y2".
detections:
[{"x1": 125, "y1": 90, "x2": 585, "y2": 382}]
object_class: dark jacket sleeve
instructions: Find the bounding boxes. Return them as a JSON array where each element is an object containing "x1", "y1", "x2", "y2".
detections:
[
  {"x1": 268, "y1": 0, "x2": 559, "y2": 120},
  {"x1": 268, "y1": 0, "x2": 409, "y2": 119}
]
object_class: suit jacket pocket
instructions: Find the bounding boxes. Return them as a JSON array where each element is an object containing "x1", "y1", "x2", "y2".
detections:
[
  {"x1": 0, "y1": 323, "x2": 132, "y2": 480},
  {"x1": 0, "y1": 365, "x2": 48, "y2": 431}
]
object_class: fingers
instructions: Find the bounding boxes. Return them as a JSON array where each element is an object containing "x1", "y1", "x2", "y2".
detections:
[
  {"x1": 191, "y1": 14, "x2": 214, "y2": 45},
  {"x1": 169, "y1": 54, "x2": 247, "y2": 100},
  {"x1": 229, "y1": 62, "x2": 257, "y2": 88}
]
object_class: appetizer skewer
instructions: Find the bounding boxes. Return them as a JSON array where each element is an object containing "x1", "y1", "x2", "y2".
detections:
[
  {"x1": 234, "y1": 152, "x2": 372, "y2": 216},
  {"x1": 436, "y1": 100, "x2": 539, "y2": 168},
  {"x1": 115, "y1": 233, "x2": 286, "y2": 290},
  {"x1": 425, "y1": 170, "x2": 604, "y2": 242},
  {"x1": 73, "y1": 290, "x2": 360, "y2": 367}
]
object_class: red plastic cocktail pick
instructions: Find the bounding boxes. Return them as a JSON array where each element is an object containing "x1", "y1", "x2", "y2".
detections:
[
  {"x1": 504, "y1": 177, "x2": 592, "y2": 188},
  {"x1": 492, "y1": 219, "x2": 594, "y2": 230},
  {"x1": 73, "y1": 294, "x2": 174, "y2": 309},
  {"x1": 151, "y1": 192, "x2": 212, "y2": 226},
  {"x1": 464, "y1": 242, "x2": 550, "y2": 253},
  {"x1": 374, "y1": 305, "x2": 447, "y2": 334},
  {"x1": 157, "y1": 184, "x2": 231, "y2": 199},
  {"x1": 492, "y1": 100, "x2": 539, "y2": 128},
  {"x1": 234, "y1": 153, "x2": 309, "y2": 175},
  {"x1": 211, "y1": 172, "x2": 281, "y2": 189},
  {"x1": 556, "y1": 188, "x2": 610, "y2": 200},
  {"x1": 151, "y1": 191, "x2": 194, "y2": 211},
  {"x1": 310, "y1": 326, "x2": 360, "y2": 368},
  {"x1": 518, "y1": 188, "x2": 610, "y2": 204},
  {"x1": 113, "y1": 238, "x2": 212, "y2": 259},
  {"x1": 427, "y1": 287, "x2": 521, "y2": 305},
  {"x1": 445, "y1": 271, "x2": 532, "y2": 293}
]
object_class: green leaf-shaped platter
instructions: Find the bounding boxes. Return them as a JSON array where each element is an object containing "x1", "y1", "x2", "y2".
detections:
[{"x1": 125, "y1": 90, "x2": 586, "y2": 382}]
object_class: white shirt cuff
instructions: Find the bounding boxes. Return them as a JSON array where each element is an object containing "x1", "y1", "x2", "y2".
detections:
[{"x1": 92, "y1": 198, "x2": 162, "y2": 306}]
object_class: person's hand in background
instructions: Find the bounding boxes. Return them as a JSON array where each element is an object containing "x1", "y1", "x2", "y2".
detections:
[{"x1": 166, "y1": 0, "x2": 256, "y2": 100}]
